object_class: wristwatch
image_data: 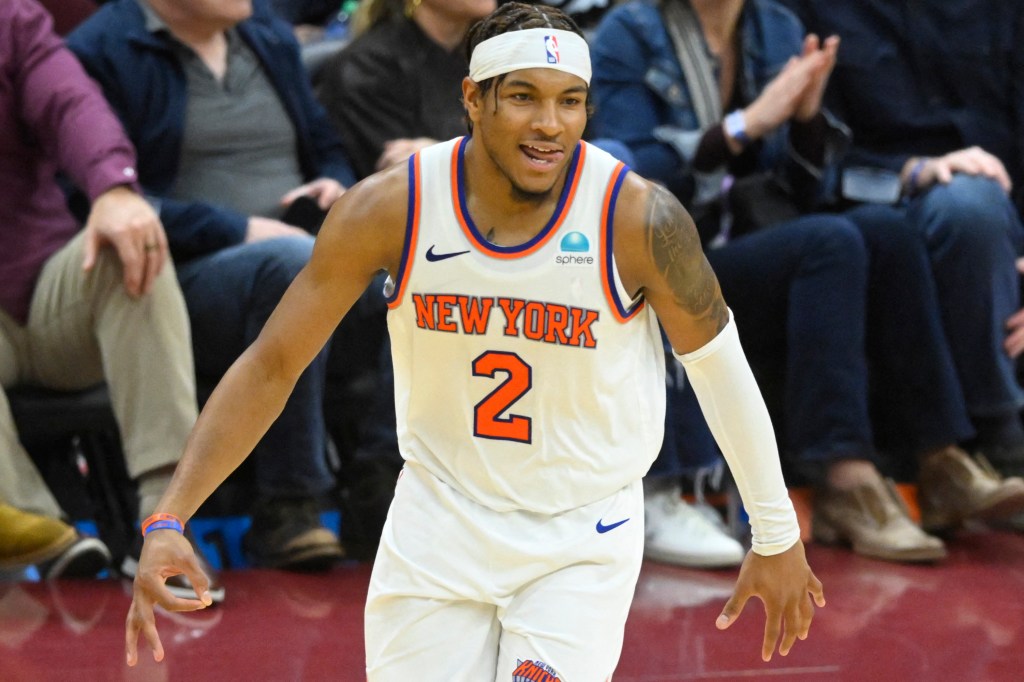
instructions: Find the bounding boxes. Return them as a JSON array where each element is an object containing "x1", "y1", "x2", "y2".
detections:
[{"x1": 723, "y1": 109, "x2": 750, "y2": 148}]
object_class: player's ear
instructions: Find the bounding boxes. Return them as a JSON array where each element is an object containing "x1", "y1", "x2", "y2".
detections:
[{"x1": 463, "y1": 76, "x2": 484, "y2": 125}]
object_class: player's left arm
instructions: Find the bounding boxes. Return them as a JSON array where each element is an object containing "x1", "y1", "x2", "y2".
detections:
[{"x1": 613, "y1": 173, "x2": 825, "y2": 662}]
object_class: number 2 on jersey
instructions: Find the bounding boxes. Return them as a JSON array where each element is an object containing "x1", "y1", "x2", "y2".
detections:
[{"x1": 472, "y1": 351, "x2": 532, "y2": 443}]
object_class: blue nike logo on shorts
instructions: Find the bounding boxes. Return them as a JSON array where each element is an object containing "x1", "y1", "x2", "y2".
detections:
[{"x1": 596, "y1": 517, "x2": 630, "y2": 533}]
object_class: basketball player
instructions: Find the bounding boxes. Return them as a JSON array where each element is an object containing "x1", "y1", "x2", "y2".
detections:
[{"x1": 124, "y1": 4, "x2": 824, "y2": 679}]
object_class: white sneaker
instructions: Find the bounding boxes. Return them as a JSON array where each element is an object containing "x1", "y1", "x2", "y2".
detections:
[{"x1": 644, "y1": 488, "x2": 746, "y2": 568}]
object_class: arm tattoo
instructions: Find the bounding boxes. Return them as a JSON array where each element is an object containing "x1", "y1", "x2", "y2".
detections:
[{"x1": 643, "y1": 185, "x2": 729, "y2": 331}]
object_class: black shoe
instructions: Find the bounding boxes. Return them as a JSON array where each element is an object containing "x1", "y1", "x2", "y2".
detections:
[
  {"x1": 39, "y1": 536, "x2": 111, "y2": 580},
  {"x1": 243, "y1": 497, "x2": 343, "y2": 572},
  {"x1": 120, "y1": 530, "x2": 225, "y2": 604}
]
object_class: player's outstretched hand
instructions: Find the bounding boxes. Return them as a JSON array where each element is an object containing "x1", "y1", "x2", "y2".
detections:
[
  {"x1": 715, "y1": 539, "x2": 824, "y2": 662},
  {"x1": 125, "y1": 530, "x2": 213, "y2": 666}
]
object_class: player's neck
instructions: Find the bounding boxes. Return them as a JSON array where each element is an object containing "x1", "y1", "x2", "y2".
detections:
[{"x1": 462, "y1": 141, "x2": 569, "y2": 247}]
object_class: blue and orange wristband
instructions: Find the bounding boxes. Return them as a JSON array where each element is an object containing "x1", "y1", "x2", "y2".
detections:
[{"x1": 141, "y1": 512, "x2": 184, "y2": 537}]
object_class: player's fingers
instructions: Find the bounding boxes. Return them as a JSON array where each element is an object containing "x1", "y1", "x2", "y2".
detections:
[
  {"x1": 779, "y1": 600, "x2": 802, "y2": 656},
  {"x1": 126, "y1": 598, "x2": 158, "y2": 666},
  {"x1": 808, "y1": 571, "x2": 826, "y2": 607},
  {"x1": 162, "y1": 596, "x2": 210, "y2": 612},
  {"x1": 125, "y1": 607, "x2": 141, "y2": 666},
  {"x1": 141, "y1": 618, "x2": 165, "y2": 662},
  {"x1": 797, "y1": 590, "x2": 815, "y2": 640},
  {"x1": 179, "y1": 553, "x2": 214, "y2": 606},
  {"x1": 761, "y1": 608, "x2": 782, "y2": 662},
  {"x1": 716, "y1": 590, "x2": 751, "y2": 630}
]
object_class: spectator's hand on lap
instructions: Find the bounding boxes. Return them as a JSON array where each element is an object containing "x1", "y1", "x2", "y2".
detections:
[
  {"x1": 716, "y1": 539, "x2": 825, "y2": 662},
  {"x1": 280, "y1": 177, "x2": 347, "y2": 211},
  {"x1": 904, "y1": 147, "x2": 1013, "y2": 194},
  {"x1": 83, "y1": 185, "x2": 167, "y2": 298},
  {"x1": 376, "y1": 138, "x2": 440, "y2": 172},
  {"x1": 246, "y1": 216, "x2": 310, "y2": 242}
]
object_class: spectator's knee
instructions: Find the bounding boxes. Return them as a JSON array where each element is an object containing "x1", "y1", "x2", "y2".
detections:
[
  {"x1": 921, "y1": 175, "x2": 1015, "y2": 245},
  {"x1": 813, "y1": 216, "x2": 867, "y2": 263}
]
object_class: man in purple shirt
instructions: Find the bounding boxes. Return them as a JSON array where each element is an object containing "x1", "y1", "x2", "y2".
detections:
[{"x1": 0, "y1": 0, "x2": 212, "y2": 594}]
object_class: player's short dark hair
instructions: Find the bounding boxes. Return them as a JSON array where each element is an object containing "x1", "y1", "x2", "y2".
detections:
[{"x1": 464, "y1": 3, "x2": 592, "y2": 131}]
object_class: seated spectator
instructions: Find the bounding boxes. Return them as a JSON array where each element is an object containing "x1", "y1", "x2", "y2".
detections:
[
  {"x1": 315, "y1": 0, "x2": 497, "y2": 180},
  {"x1": 590, "y1": 0, "x2": 1024, "y2": 562},
  {"x1": 785, "y1": 0, "x2": 1024, "y2": 483},
  {"x1": 0, "y1": 0, "x2": 216, "y2": 595},
  {"x1": 67, "y1": 0, "x2": 363, "y2": 571}
]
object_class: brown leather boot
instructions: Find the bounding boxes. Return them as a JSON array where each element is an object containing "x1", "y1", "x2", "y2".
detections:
[
  {"x1": 917, "y1": 446, "x2": 1024, "y2": 533},
  {"x1": 813, "y1": 478, "x2": 946, "y2": 563}
]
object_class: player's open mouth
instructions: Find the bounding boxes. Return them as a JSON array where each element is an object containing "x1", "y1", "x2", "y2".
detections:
[{"x1": 520, "y1": 143, "x2": 563, "y2": 169}]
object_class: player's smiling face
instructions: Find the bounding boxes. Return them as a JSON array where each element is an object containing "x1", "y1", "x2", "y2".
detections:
[{"x1": 465, "y1": 67, "x2": 589, "y2": 201}]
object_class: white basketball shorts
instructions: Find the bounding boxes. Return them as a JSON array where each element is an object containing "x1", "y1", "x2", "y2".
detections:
[{"x1": 364, "y1": 462, "x2": 644, "y2": 681}]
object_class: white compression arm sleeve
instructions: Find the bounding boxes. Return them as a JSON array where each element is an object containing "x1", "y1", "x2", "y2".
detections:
[{"x1": 674, "y1": 309, "x2": 800, "y2": 556}]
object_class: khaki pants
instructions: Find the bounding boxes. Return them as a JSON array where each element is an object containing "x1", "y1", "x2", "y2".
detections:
[{"x1": 0, "y1": 233, "x2": 197, "y2": 518}]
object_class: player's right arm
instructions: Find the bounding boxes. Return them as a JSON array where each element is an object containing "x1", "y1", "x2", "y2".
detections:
[{"x1": 124, "y1": 163, "x2": 410, "y2": 667}]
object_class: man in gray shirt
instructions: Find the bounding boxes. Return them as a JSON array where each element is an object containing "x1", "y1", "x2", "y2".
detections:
[{"x1": 69, "y1": 0, "x2": 375, "y2": 572}]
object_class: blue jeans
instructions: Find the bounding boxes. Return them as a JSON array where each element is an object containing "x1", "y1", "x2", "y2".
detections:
[
  {"x1": 650, "y1": 214, "x2": 874, "y2": 483},
  {"x1": 177, "y1": 236, "x2": 333, "y2": 499},
  {"x1": 905, "y1": 175, "x2": 1024, "y2": 417},
  {"x1": 845, "y1": 204, "x2": 976, "y2": 457}
]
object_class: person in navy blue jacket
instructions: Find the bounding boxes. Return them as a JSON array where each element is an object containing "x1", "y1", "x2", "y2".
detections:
[
  {"x1": 67, "y1": 0, "x2": 370, "y2": 572},
  {"x1": 783, "y1": 0, "x2": 1024, "y2": 483}
]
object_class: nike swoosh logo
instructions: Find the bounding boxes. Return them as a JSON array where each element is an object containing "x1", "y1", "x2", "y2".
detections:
[
  {"x1": 425, "y1": 245, "x2": 470, "y2": 262},
  {"x1": 596, "y1": 517, "x2": 630, "y2": 534}
]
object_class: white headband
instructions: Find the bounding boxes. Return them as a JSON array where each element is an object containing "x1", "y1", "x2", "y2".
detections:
[{"x1": 469, "y1": 28, "x2": 591, "y2": 85}]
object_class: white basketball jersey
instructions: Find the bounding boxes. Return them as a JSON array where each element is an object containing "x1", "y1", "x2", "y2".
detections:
[{"x1": 386, "y1": 137, "x2": 665, "y2": 514}]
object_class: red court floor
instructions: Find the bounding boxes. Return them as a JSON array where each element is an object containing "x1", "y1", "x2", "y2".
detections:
[{"x1": 2, "y1": 525, "x2": 1023, "y2": 681}]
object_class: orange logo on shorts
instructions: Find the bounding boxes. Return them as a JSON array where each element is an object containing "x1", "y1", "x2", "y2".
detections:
[{"x1": 513, "y1": 659, "x2": 561, "y2": 682}]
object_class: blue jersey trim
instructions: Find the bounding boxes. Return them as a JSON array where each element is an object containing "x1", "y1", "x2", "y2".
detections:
[
  {"x1": 385, "y1": 154, "x2": 419, "y2": 307},
  {"x1": 603, "y1": 164, "x2": 644, "y2": 320}
]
